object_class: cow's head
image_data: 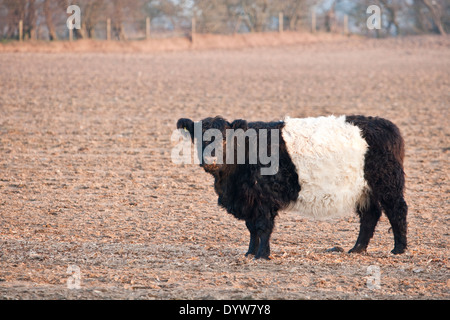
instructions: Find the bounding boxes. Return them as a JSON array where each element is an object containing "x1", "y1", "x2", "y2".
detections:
[{"x1": 176, "y1": 116, "x2": 248, "y2": 174}]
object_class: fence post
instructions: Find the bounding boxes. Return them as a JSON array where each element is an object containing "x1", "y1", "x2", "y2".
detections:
[
  {"x1": 191, "y1": 17, "x2": 195, "y2": 43},
  {"x1": 279, "y1": 12, "x2": 283, "y2": 33},
  {"x1": 107, "y1": 18, "x2": 111, "y2": 41},
  {"x1": 19, "y1": 20, "x2": 23, "y2": 42},
  {"x1": 146, "y1": 17, "x2": 151, "y2": 40},
  {"x1": 311, "y1": 11, "x2": 316, "y2": 33},
  {"x1": 344, "y1": 15, "x2": 349, "y2": 35}
]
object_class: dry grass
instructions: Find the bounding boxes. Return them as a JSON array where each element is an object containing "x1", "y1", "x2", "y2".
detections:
[{"x1": 0, "y1": 32, "x2": 351, "y2": 53}]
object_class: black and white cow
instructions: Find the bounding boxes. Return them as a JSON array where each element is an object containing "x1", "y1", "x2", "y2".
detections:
[{"x1": 176, "y1": 115, "x2": 408, "y2": 259}]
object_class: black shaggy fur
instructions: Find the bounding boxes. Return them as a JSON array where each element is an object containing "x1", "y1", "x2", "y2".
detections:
[
  {"x1": 177, "y1": 115, "x2": 408, "y2": 259},
  {"x1": 345, "y1": 115, "x2": 408, "y2": 255}
]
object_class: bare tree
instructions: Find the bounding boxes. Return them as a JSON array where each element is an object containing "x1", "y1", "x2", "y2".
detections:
[
  {"x1": 240, "y1": 0, "x2": 271, "y2": 32},
  {"x1": 0, "y1": 0, "x2": 35, "y2": 39},
  {"x1": 272, "y1": 0, "x2": 309, "y2": 31},
  {"x1": 407, "y1": 0, "x2": 447, "y2": 35},
  {"x1": 42, "y1": 0, "x2": 66, "y2": 40},
  {"x1": 108, "y1": 0, "x2": 126, "y2": 40},
  {"x1": 24, "y1": 0, "x2": 36, "y2": 39},
  {"x1": 379, "y1": 0, "x2": 401, "y2": 36},
  {"x1": 0, "y1": 0, "x2": 447, "y2": 41},
  {"x1": 420, "y1": 0, "x2": 446, "y2": 35},
  {"x1": 1, "y1": 0, "x2": 22, "y2": 39},
  {"x1": 194, "y1": 0, "x2": 238, "y2": 34},
  {"x1": 324, "y1": 0, "x2": 336, "y2": 32},
  {"x1": 83, "y1": 0, "x2": 106, "y2": 39}
]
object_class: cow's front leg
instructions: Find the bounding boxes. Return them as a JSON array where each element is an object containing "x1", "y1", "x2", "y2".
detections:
[
  {"x1": 245, "y1": 220, "x2": 259, "y2": 257},
  {"x1": 254, "y1": 228, "x2": 272, "y2": 260},
  {"x1": 254, "y1": 211, "x2": 276, "y2": 260}
]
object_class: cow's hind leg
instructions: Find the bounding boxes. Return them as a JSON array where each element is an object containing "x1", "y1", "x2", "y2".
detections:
[
  {"x1": 366, "y1": 156, "x2": 408, "y2": 254},
  {"x1": 349, "y1": 196, "x2": 382, "y2": 254},
  {"x1": 381, "y1": 196, "x2": 408, "y2": 254}
]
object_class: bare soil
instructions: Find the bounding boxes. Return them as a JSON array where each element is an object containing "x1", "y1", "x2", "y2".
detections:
[{"x1": 0, "y1": 34, "x2": 449, "y2": 300}]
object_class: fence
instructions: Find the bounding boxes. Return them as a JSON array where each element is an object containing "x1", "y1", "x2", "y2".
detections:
[{"x1": 5, "y1": 11, "x2": 351, "y2": 43}]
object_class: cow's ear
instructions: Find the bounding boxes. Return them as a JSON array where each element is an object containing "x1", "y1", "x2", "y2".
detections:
[
  {"x1": 177, "y1": 118, "x2": 194, "y2": 137},
  {"x1": 231, "y1": 119, "x2": 248, "y2": 131}
]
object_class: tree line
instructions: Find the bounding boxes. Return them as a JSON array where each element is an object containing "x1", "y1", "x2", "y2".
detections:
[{"x1": 0, "y1": 0, "x2": 447, "y2": 41}]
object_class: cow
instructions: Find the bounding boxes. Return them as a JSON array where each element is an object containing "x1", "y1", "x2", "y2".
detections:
[{"x1": 176, "y1": 115, "x2": 408, "y2": 259}]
